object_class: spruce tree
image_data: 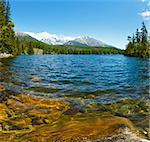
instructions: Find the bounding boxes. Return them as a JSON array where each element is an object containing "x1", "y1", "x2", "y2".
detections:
[
  {"x1": 5, "y1": 0, "x2": 10, "y2": 24},
  {"x1": 0, "y1": 0, "x2": 16, "y2": 54},
  {"x1": 125, "y1": 22, "x2": 149, "y2": 57},
  {"x1": 135, "y1": 28, "x2": 140, "y2": 43},
  {"x1": 0, "y1": 0, "x2": 6, "y2": 25},
  {"x1": 0, "y1": 0, "x2": 6, "y2": 53},
  {"x1": 141, "y1": 22, "x2": 148, "y2": 45}
]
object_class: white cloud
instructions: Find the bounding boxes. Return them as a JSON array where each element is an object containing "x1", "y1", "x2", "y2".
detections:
[
  {"x1": 140, "y1": 0, "x2": 150, "y2": 21},
  {"x1": 140, "y1": 11, "x2": 150, "y2": 17},
  {"x1": 141, "y1": 0, "x2": 150, "y2": 2},
  {"x1": 141, "y1": 0, "x2": 150, "y2": 7}
]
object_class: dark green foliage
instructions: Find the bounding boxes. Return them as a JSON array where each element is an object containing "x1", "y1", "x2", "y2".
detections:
[
  {"x1": 125, "y1": 22, "x2": 150, "y2": 58},
  {"x1": 0, "y1": 0, "x2": 16, "y2": 54},
  {"x1": 42, "y1": 45, "x2": 122, "y2": 55},
  {"x1": 15, "y1": 37, "x2": 122, "y2": 55},
  {"x1": 15, "y1": 39, "x2": 36, "y2": 55}
]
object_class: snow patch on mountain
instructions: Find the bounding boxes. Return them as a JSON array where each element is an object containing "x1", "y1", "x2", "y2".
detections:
[
  {"x1": 23, "y1": 32, "x2": 110, "y2": 47},
  {"x1": 24, "y1": 32, "x2": 78, "y2": 45},
  {"x1": 15, "y1": 32, "x2": 29, "y2": 37},
  {"x1": 68, "y1": 36, "x2": 108, "y2": 47}
]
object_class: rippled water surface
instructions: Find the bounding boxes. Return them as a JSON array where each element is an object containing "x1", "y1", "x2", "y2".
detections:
[{"x1": 0, "y1": 55, "x2": 149, "y2": 103}]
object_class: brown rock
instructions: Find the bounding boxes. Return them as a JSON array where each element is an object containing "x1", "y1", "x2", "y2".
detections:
[
  {"x1": 0, "y1": 94, "x2": 147, "y2": 142},
  {"x1": 2, "y1": 114, "x2": 135, "y2": 142},
  {"x1": 0, "y1": 104, "x2": 8, "y2": 122},
  {"x1": 0, "y1": 84, "x2": 5, "y2": 92}
]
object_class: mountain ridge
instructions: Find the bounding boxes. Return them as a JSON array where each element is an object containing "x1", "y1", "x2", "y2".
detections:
[
  {"x1": 15, "y1": 32, "x2": 39, "y2": 42},
  {"x1": 65, "y1": 36, "x2": 109, "y2": 47},
  {"x1": 17, "y1": 32, "x2": 114, "y2": 48},
  {"x1": 14, "y1": 32, "x2": 122, "y2": 55}
]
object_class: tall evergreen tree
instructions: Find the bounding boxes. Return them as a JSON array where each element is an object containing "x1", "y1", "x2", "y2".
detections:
[
  {"x1": 0, "y1": 0, "x2": 6, "y2": 53},
  {"x1": 5, "y1": 0, "x2": 11, "y2": 24},
  {"x1": 132, "y1": 34, "x2": 135, "y2": 45},
  {"x1": 127, "y1": 36, "x2": 132, "y2": 43},
  {"x1": 0, "y1": 0, "x2": 16, "y2": 54},
  {"x1": 141, "y1": 22, "x2": 148, "y2": 45},
  {"x1": 125, "y1": 22, "x2": 150, "y2": 58},
  {"x1": 135, "y1": 28, "x2": 140, "y2": 43},
  {"x1": 0, "y1": 1, "x2": 6, "y2": 27}
]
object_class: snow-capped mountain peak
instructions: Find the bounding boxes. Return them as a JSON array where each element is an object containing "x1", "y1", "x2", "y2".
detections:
[
  {"x1": 25, "y1": 32, "x2": 57, "y2": 40},
  {"x1": 73, "y1": 36, "x2": 107, "y2": 47},
  {"x1": 24, "y1": 32, "x2": 77, "y2": 45},
  {"x1": 22, "y1": 32, "x2": 109, "y2": 47}
]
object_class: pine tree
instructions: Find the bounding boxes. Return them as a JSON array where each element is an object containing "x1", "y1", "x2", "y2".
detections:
[
  {"x1": 0, "y1": 0, "x2": 6, "y2": 26},
  {"x1": 132, "y1": 34, "x2": 135, "y2": 45},
  {"x1": 0, "y1": 0, "x2": 6, "y2": 53},
  {"x1": 5, "y1": 0, "x2": 10, "y2": 24},
  {"x1": 127, "y1": 36, "x2": 132, "y2": 43},
  {"x1": 125, "y1": 22, "x2": 149, "y2": 58},
  {"x1": 135, "y1": 28, "x2": 140, "y2": 43},
  {"x1": 141, "y1": 22, "x2": 148, "y2": 45},
  {"x1": 0, "y1": 0, "x2": 16, "y2": 54}
]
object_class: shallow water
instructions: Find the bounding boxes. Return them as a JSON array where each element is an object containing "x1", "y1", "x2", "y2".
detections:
[
  {"x1": 0, "y1": 54, "x2": 150, "y2": 141},
  {"x1": 0, "y1": 55, "x2": 149, "y2": 104}
]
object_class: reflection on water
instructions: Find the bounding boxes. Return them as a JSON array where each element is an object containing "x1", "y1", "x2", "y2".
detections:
[{"x1": 0, "y1": 55, "x2": 149, "y2": 104}]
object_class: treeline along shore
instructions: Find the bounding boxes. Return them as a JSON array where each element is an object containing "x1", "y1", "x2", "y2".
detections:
[
  {"x1": 0, "y1": 0, "x2": 150, "y2": 141},
  {"x1": 125, "y1": 22, "x2": 150, "y2": 58},
  {"x1": 0, "y1": 0, "x2": 150, "y2": 57}
]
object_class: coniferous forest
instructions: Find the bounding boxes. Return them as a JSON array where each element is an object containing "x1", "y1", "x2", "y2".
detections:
[
  {"x1": 0, "y1": 0, "x2": 150, "y2": 142},
  {"x1": 0, "y1": 0, "x2": 16, "y2": 54},
  {"x1": 125, "y1": 22, "x2": 150, "y2": 58},
  {"x1": 0, "y1": 0, "x2": 149, "y2": 57}
]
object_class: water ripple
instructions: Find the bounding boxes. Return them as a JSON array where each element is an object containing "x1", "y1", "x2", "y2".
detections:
[{"x1": 0, "y1": 55, "x2": 149, "y2": 103}]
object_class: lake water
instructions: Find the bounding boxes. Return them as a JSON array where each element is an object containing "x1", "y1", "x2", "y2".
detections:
[{"x1": 0, "y1": 55, "x2": 149, "y2": 104}]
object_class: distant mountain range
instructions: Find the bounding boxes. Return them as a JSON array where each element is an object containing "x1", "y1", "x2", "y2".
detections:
[
  {"x1": 24, "y1": 32, "x2": 76, "y2": 45},
  {"x1": 16, "y1": 32, "x2": 113, "y2": 47},
  {"x1": 64, "y1": 36, "x2": 108, "y2": 47}
]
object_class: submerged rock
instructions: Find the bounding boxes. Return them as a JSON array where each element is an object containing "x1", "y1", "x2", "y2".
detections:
[
  {"x1": 28, "y1": 86, "x2": 60, "y2": 93},
  {"x1": 0, "y1": 104, "x2": 8, "y2": 122},
  {"x1": 0, "y1": 94, "x2": 149, "y2": 142},
  {"x1": 0, "y1": 84, "x2": 5, "y2": 92},
  {"x1": 0, "y1": 113, "x2": 145, "y2": 142},
  {"x1": 31, "y1": 76, "x2": 41, "y2": 82},
  {"x1": 63, "y1": 105, "x2": 86, "y2": 115}
]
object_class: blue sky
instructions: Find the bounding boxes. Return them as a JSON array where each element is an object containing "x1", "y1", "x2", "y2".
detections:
[{"x1": 10, "y1": 0, "x2": 150, "y2": 49}]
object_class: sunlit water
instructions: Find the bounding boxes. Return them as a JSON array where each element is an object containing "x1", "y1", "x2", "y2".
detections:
[{"x1": 0, "y1": 55, "x2": 149, "y2": 104}]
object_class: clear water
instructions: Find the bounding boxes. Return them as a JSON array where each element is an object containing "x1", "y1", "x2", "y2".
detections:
[{"x1": 0, "y1": 55, "x2": 149, "y2": 104}]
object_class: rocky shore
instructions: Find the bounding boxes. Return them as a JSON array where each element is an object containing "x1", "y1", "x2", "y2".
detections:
[
  {"x1": 0, "y1": 53, "x2": 13, "y2": 59},
  {"x1": 0, "y1": 84, "x2": 149, "y2": 142}
]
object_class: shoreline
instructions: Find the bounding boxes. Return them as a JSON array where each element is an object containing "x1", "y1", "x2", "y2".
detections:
[
  {"x1": 0, "y1": 53, "x2": 13, "y2": 59},
  {"x1": 0, "y1": 85, "x2": 149, "y2": 141}
]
